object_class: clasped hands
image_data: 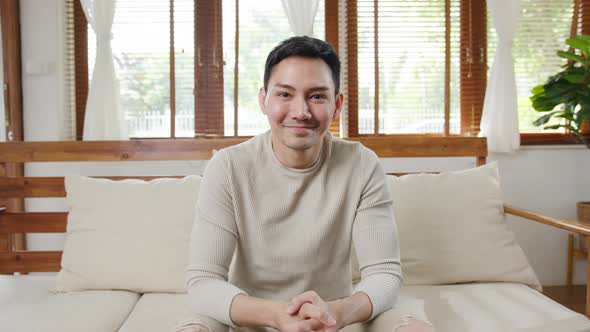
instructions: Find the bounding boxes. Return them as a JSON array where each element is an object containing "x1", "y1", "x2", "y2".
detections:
[
  {"x1": 273, "y1": 290, "x2": 343, "y2": 332},
  {"x1": 272, "y1": 291, "x2": 434, "y2": 332}
]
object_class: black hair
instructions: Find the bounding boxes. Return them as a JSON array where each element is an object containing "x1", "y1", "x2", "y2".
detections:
[{"x1": 263, "y1": 36, "x2": 341, "y2": 95}]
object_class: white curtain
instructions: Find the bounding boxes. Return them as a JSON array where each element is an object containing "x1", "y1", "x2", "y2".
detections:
[
  {"x1": 80, "y1": 0, "x2": 128, "y2": 140},
  {"x1": 480, "y1": 0, "x2": 521, "y2": 153},
  {"x1": 280, "y1": 0, "x2": 321, "y2": 36}
]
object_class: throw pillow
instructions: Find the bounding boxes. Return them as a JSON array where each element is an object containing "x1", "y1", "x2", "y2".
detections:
[
  {"x1": 53, "y1": 175, "x2": 200, "y2": 293},
  {"x1": 389, "y1": 162, "x2": 541, "y2": 290}
]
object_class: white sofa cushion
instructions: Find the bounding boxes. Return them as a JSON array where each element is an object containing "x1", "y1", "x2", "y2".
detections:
[
  {"x1": 118, "y1": 293, "x2": 229, "y2": 332},
  {"x1": 389, "y1": 162, "x2": 541, "y2": 289},
  {"x1": 54, "y1": 175, "x2": 201, "y2": 293},
  {"x1": 0, "y1": 275, "x2": 139, "y2": 332},
  {"x1": 395, "y1": 283, "x2": 590, "y2": 332}
]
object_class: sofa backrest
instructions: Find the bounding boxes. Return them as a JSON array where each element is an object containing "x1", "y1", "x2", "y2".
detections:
[{"x1": 0, "y1": 136, "x2": 487, "y2": 274}]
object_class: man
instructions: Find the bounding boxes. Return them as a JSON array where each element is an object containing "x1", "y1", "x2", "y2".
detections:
[{"x1": 183, "y1": 36, "x2": 432, "y2": 332}]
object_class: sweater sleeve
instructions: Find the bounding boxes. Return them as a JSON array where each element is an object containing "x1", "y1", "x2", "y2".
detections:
[
  {"x1": 186, "y1": 150, "x2": 247, "y2": 327},
  {"x1": 352, "y1": 150, "x2": 403, "y2": 320}
]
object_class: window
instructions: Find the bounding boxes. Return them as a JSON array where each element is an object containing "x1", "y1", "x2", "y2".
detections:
[
  {"x1": 68, "y1": 0, "x2": 588, "y2": 143},
  {"x1": 72, "y1": 0, "x2": 324, "y2": 138},
  {"x1": 356, "y1": 0, "x2": 460, "y2": 135},
  {"x1": 487, "y1": 0, "x2": 576, "y2": 134},
  {"x1": 343, "y1": 0, "x2": 487, "y2": 137},
  {"x1": 222, "y1": 0, "x2": 325, "y2": 136}
]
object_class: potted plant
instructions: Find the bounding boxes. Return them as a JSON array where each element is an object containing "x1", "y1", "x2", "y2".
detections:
[
  {"x1": 530, "y1": 34, "x2": 590, "y2": 146},
  {"x1": 530, "y1": 34, "x2": 590, "y2": 232}
]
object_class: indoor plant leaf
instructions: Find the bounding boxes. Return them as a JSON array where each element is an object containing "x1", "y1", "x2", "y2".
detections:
[
  {"x1": 566, "y1": 37, "x2": 590, "y2": 56},
  {"x1": 558, "y1": 50, "x2": 585, "y2": 64},
  {"x1": 533, "y1": 111, "x2": 559, "y2": 126}
]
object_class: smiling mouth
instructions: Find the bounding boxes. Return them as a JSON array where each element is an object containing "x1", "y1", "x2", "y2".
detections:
[
  {"x1": 284, "y1": 125, "x2": 316, "y2": 132},
  {"x1": 283, "y1": 123, "x2": 317, "y2": 129},
  {"x1": 284, "y1": 126, "x2": 317, "y2": 135}
]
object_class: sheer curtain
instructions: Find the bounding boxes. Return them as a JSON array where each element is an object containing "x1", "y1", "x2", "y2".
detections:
[
  {"x1": 80, "y1": 0, "x2": 128, "y2": 140},
  {"x1": 280, "y1": 0, "x2": 321, "y2": 36},
  {"x1": 480, "y1": 0, "x2": 521, "y2": 153}
]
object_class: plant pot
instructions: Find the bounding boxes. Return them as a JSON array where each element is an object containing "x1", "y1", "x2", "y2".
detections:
[{"x1": 578, "y1": 201, "x2": 590, "y2": 251}]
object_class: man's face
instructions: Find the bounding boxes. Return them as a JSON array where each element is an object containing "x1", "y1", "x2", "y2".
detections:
[{"x1": 259, "y1": 56, "x2": 343, "y2": 154}]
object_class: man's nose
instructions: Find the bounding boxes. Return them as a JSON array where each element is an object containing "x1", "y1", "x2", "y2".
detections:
[{"x1": 291, "y1": 97, "x2": 311, "y2": 120}]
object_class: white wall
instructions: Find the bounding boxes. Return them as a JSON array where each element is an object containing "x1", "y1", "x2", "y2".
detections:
[
  {"x1": 20, "y1": 0, "x2": 61, "y2": 141},
  {"x1": 19, "y1": 0, "x2": 590, "y2": 286}
]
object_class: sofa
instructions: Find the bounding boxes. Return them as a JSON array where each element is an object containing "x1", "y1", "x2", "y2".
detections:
[{"x1": 1, "y1": 137, "x2": 590, "y2": 332}]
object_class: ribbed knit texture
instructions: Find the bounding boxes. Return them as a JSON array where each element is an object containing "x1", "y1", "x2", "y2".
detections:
[{"x1": 186, "y1": 131, "x2": 402, "y2": 329}]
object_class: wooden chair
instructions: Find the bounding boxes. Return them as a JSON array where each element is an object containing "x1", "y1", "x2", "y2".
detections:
[{"x1": 1, "y1": 136, "x2": 589, "y2": 317}]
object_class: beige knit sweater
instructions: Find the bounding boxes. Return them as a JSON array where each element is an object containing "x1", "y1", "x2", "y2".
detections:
[{"x1": 186, "y1": 130, "x2": 402, "y2": 328}]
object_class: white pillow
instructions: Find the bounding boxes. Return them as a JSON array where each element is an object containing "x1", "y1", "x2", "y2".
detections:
[
  {"x1": 389, "y1": 162, "x2": 541, "y2": 290},
  {"x1": 53, "y1": 175, "x2": 200, "y2": 293}
]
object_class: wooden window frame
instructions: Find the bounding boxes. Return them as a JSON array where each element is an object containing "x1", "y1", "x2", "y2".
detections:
[
  {"x1": 344, "y1": 0, "x2": 589, "y2": 146},
  {"x1": 0, "y1": 0, "x2": 25, "y2": 256}
]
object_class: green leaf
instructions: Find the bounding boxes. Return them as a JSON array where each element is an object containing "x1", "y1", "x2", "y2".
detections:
[
  {"x1": 543, "y1": 124, "x2": 563, "y2": 130},
  {"x1": 564, "y1": 124, "x2": 581, "y2": 134},
  {"x1": 564, "y1": 74, "x2": 586, "y2": 83},
  {"x1": 576, "y1": 34, "x2": 590, "y2": 42},
  {"x1": 531, "y1": 97, "x2": 560, "y2": 112},
  {"x1": 566, "y1": 38, "x2": 590, "y2": 54},
  {"x1": 542, "y1": 82, "x2": 577, "y2": 100},
  {"x1": 558, "y1": 50, "x2": 585, "y2": 63},
  {"x1": 531, "y1": 84, "x2": 545, "y2": 95},
  {"x1": 533, "y1": 112, "x2": 558, "y2": 126},
  {"x1": 555, "y1": 112, "x2": 575, "y2": 121}
]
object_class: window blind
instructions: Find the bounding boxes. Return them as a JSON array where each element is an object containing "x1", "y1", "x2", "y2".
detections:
[
  {"x1": 82, "y1": 0, "x2": 325, "y2": 138},
  {"x1": 62, "y1": 0, "x2": 77, "y2": 140},
  {"x1": 348, "y1": 0, "x2": 461, "y2": 135},
  {"x1": 222, "y1": 0, "x2": 325, "y2": 136}
]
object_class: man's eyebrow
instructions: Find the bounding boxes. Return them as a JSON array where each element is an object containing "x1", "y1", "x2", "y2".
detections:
[
  {"x1": 308, "y1": 86, "x2": 330, "y2": 92},
  {"x1": 272, "y1": 84, "x2": 330, "y2": 92},
  {"x1": 273, "y1": 83, "x2": 295, "y2": 90}
]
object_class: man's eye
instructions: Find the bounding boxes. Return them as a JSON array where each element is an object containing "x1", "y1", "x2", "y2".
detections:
[
  {"x1": 277, "y1": 92, "x2": 290, "y2": 98},
  {"x1": 310, "y1": 94, "x2": 326, "y2": 100}
]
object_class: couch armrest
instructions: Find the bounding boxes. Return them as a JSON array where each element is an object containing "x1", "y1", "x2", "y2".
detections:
[
  {"x1": 0, "y1": 206, "x2": 5, "y2": 214},
  {"x1": 504, "y1": 205, "x2": 590, "y2": 236},
  {"x1": 504, "y1": 204, "x2": 590, "y2": 318}
]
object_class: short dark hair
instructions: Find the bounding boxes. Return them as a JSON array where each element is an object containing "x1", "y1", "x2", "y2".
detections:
[{"x1": 263, "y1": 36, "x2": 341, "y2": 95}]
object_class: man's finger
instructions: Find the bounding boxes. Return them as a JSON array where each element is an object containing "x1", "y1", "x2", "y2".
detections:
[
  {"x1": 298, "y1": 303, "x2": 336, "y2": 327},
  {"x1": 285, "y1": 318, "x2": 324, "y2": 332},
  {"x1": 286, "y1": 291, "x2": 322, "y2": 314}
]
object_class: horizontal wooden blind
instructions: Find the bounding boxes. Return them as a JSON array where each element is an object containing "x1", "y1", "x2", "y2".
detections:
[
  {"x1": 325, "y1": 0, "x2": 340, "y2": 136},
  {"x1": 460, "y1": 0, "x2": 486, "y2": 135},
  {"x1": 61, "y1": 0, "x2": 76, "y2": 141},
  {"x1": 582, "y1": 0, "x2": 590, "y2": 34},
  {"x1": 73, "y1": 0, "x2": 88, "y2": 141},
  {"x1": 487, "y1": 0, "x2": 574, "y2": 133},
  {"x1": 221, "y1": 0, "x2": 326, "y2": 137},
  {"x1": 195, "y1": 0, "x2": 223, "y2": 136},
  {"x1": 352, "y1": 0, "x2": 461, "y2": 135}
]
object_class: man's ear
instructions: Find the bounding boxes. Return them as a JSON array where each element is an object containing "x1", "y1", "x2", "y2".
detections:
[
  {"x1": 332, "y1": 93, "x2": 344, "y2": 121},
  {"x1": 258, "y1": 88, "x2": 267, "y2": 115}
]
